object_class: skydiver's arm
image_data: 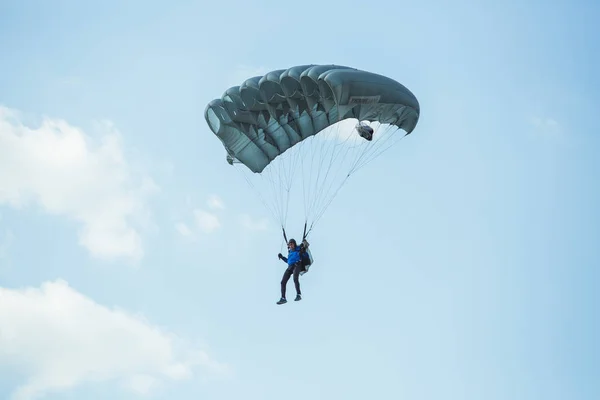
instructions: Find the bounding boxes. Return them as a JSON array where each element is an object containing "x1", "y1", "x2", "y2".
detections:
[{"x1": 278, "y1": 253, "x2": 288, "y2": 263}]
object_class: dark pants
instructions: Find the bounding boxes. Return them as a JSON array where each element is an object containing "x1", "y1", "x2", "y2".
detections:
[{"x1": 281, "y1": 262, "x2": 304, "y2": 298}]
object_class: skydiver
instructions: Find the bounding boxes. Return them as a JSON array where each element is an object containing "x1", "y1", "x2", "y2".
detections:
[{"x1": 276, "y1": 238, "x2": 309, "y2": 304}]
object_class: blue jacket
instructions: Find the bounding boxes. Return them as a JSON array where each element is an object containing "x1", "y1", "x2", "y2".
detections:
[
  {"x1": 280, "y1": 244, "x2": 307, "y2": 266},
  {"x1": 286, "y1": 246, "x2": 302, "y2": 265}
]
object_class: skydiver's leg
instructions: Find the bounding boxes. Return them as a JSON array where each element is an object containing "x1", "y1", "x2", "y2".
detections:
[
  {"x1": 280, "y1": 266, "x2": 293, "y2": 299},
  {"x1": 293, "y1": 263, "x2": 302, "y2": 300}
]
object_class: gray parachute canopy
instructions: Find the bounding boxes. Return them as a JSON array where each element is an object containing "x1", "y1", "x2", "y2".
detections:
[
  {"x1": 205, "y1": 64, "x2": 420, "y2": 173},
  {"x1": 204, "y1": 64, "x2": 420, "y2": 238}
]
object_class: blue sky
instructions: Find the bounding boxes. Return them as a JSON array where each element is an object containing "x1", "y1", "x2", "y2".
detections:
[{"x1": 0, "y1": 0, "x2": 598, "y2": 399}]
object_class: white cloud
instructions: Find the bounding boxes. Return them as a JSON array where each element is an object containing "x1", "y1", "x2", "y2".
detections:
[
  {"x1": 531, "y1": 116, "x2": 559, "y2": 129},
  {"x1": 206, "y1": 194, "x2": 225, "y2": 210},
  {"x1": 240, "y1": 214, "x2": 269, "y2": 231},
  {"x1": 530, "y1": 116, "x2": 561, "y2": 138},
  {"x1": 175, "y1": 222, "x2": 193, "y2": 238},
  {"x1": 176, "y1": 195, "x2": 226, "y2": 239},
  {"x1": 194, "y1": 209, "x2": 220, "y2": 233},
  {"x1": 0, "y1": 280, "x2": 229, "y2": 400},
  {"x1": 125, "y1": 374, "x2": 160, "y2": 396},
  {"x1": 0, "y1": 106, "x2": 159, "y2": 262}
]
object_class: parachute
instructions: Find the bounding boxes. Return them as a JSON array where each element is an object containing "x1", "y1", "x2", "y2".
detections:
[{"x1": 204, "y1": 64, "x2": 420, "y2": 239}]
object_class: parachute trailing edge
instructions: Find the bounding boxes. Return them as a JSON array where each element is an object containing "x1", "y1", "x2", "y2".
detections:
[{"x1": 205, "y1": 64, "x2": 420, "y2": 173}]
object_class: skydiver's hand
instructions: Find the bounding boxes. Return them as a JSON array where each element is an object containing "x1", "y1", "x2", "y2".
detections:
[{"x1": 278, "y1": 253, "x2": 283, "y2": 259}]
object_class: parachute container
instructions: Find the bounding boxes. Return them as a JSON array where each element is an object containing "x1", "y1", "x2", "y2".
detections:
[{"x1": 356, "y1": 122, "x2": 375, "y2": 141}]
